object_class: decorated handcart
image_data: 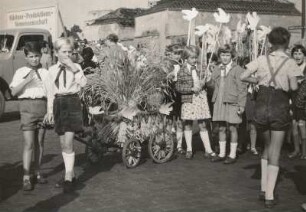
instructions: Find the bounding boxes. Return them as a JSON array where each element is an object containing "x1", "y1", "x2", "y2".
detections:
[{"x1": 75, "y1": 46, "x2": 176, "y2": 168}]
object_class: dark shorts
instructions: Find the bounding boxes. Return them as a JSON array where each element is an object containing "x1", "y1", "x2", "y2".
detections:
[
  {"x1": 292, "y1": 106, "x2": 306, "y2": 121},
  {"x1": 245, "y1": 93, "x2": 256, "y2": 122},
  {"x1": 53, "y1": 94, "x2": 83, "y2": 135},
  {"x1": 19, "y1": 99, "x2": 47, "y2": 131},
  {"x1": 254, "y1": 86, "x2": 290, "y2": 131}
]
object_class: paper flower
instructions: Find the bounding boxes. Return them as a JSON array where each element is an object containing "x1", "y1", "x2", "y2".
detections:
[
  {"x1": 257, "y1": 25, "x2": 271, "y2": 41},
  {"x1": 246, "y1": 12, "x2": 260, "y2": 30},
  {"x1": 88, "y1": 106, "x2": 104, "y2": 115},
  {"x1": 236, "y1": 20, "x2": 246, "y2": 34},
  {"x1": 117, "y1": 42, "x2": 128, "y2": 51},
  {"x1": 213, "y1": 8, "x2": 230, "y2": 23},
  {"x1": 222, "y1": 26, "x2": 232, "y2": 45},
  {"x1": 119, "y1": 106, "x2": 140, "y2": 120},
  {"x1": 158, "y1": 102, "x2": 173, "y2": 116},
  {"x1": 182, "y1": 8, "x2": 199, "y2": 21},
  {"x1": 195, "y1": 24, "x2": 211, "y2": 36}
]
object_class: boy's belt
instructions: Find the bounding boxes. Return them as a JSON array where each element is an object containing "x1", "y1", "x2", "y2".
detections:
[
  {"x1": 19, "y1": 97, "x2": 47, "y2": 100},
  {"x1": 55, "y1": 93, "x2": 79, "y2": 98}
]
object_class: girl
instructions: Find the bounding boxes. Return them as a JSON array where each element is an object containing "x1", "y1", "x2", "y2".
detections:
[
  {"x1": 10, "y1": 41, "x2": 49, "y2": 191},
  {"x1": 290, "y1": 45, "x2": 306, "y2": 159},
  {"x1": 209, "y1": 44, "x2": 248, "y2": 164},
  {"x1": 241, "y1": 27, "x2": 299, "y2": 208},
  {"x1": 175, "y1": 46, "x2": 215, "y2": 159},
  {"x1": 46, "y1": 37, "x2": 87, "y2": 193},
  {"x1": 165, "y1": 44, "x2": 185, "y2": 154}
]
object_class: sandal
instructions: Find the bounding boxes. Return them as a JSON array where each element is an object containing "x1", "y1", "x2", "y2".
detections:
[
  {"x1": 288, "y1": 152, "x2": 301, "y2": 159},
  {"x1": 185, "y1": 151, "x2": 193, "y2": 159},
  {"x1": 177, "y1": 148, "x2": 186, "y2": 155},
  {"x1": 204, "y1": 152, "x2": 216, "y2": 159},
  {"x1": 250, "y1": 148, "x2": 259, "y2": 156}
]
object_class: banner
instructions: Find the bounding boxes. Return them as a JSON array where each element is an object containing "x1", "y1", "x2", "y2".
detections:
[{"x1": 7, "y1": 6, "x2": 58, "y2": 38}]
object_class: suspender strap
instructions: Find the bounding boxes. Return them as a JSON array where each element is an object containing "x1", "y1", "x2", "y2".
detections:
[{"x1": 266, "y1": 55, "x2": 289, "y2": 86}]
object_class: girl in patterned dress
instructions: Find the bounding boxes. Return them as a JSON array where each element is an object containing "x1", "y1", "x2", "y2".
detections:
[
  {"x1": 175, "y1": 46, "x2": 215, "y2": 159},
  {"x1": 208, "y1": 44, "x2": 248, "y2": 164}
]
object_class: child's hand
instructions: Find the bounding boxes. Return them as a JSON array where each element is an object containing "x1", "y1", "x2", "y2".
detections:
[
  {"x1": 60, "y1": 57, "x2": 78, "y2": 73},
  {"x1": 237, "y1": 107, "x2": 244, "y2": 115},
  {"x1": 24, "y1": 71, "x2": 36, "y2": 84},
  {"x1": 43, "y1": 113, "x2": 54, "y2": 125},
  {"x1": 192, "y1": 86, "x2": 201, "y2": 94}
]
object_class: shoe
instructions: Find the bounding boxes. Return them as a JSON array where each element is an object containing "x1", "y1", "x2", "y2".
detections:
[
  {"x1": 203, "y1": 152, "x2": 216, "y2": 159},
  {"x1": 301, "y1": 203, "x2": 306, "y2": 211},
  {"x1": 185, "y1": 151, "x2": 193, "y2": 159},
  {"x1": 177, "y1": 148, "x2": 186, "y2": 155},
  {"x1": 300, "y1": 155, "x2": 306, "y2": 160},
  {"x1": 35, "y1": 175, "x2": 48, "y2": 184},
  {"x1": 236, "y1": 147, "x2": 243, "y2": 155},
  {"x1": 258, "y1": 191, "x2": 265, "y2": 201},
  {"x1": 23, "y1": 179, "x2": 33, "y2": 191},
  {"x1": 224, "y1": 156, "x2": 237, "y2": 164},
  {"x1": 211, "y1": 155, "x2": 225, "y2": 162},
  {"x1": 246, "y1": 144, "x2": 251, "y2": 150},
  {"x1": 55, "y1": 177, "x2": 76, "y2": 188},
  {"x1": 265, "y1": 199, "x2": 277, "y2": 208},
  {"x1": 63, "y1": 180, "x2": 75, "y2": 193},
  {"x1": 250, "y1": 148, "x2": 259, "y2": 156},
  {"x1": 288, "y1": 151, "x2": 301, "y2": 159}
]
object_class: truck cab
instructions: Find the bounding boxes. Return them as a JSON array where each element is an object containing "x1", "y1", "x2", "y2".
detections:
[{"x1": 0, "y1": 28, "x2": 52, "y2": 119}]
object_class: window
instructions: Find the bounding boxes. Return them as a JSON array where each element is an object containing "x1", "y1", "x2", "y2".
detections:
[
  {"x1": 16, "y1": 35, "x2": 44, "y2": 51},
  {"x1": 0, "y1": 34, "x2": 14, "y2": 53}
]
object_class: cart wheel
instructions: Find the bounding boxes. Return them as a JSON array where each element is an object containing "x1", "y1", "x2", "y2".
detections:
[
  {"x1": 148, "y1": 131, "x2": 175, "y2": 164},
  {"x1": 122, "y1": 139, "x2": 142, "y2": 168},
  {"x1": 85, "y1": 139, "x2": 103, "y2": 164}
]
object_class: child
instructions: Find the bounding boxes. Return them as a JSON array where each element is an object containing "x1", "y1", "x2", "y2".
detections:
[
  {"x1": 175, "y1": 45, "x2": 215, "y2": 159},
  {"x1": 209, "y1": 44, "x2": 248, "y2": 164},
  {"x1": 165, "y1": 44, "x2": 185, "y2": 154},
  {"x1": 241, "y1": 27, "x2": 299, "y2": 208},
  {"x1": 289, "y1": 45, "x2": 306, "y2": 159},
  {"x1": 10, "y1": 41, "x2": 49, "y2": 191},
  {"x1": 45, "y1": 37, "x2": 87, "y2": 193},
  {"x1": 40, "y1": 41, "x2": 53, "y2": 70},
  {"x1": 80, "y1": 47, "x2": 97, "y2": 74}
]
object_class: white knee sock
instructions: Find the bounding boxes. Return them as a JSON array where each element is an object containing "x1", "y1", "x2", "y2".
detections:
[
  {"x1": 266, "y1": 165, "x2": 279, "y2": 200},
  {"x1": 219, "y1": 141, "x2": 226, "y2": 157},
  {"x1": 200, "y1": 130, "x2": 213, "y2": 153},
  {"x1": 176, "y1": 131, "x2": 183, "y2": 149},
  {"x1": 261, "y1": 159, "x2": 268, "y2": 192},
  {"x1": 62, "y1": 152, "x2": 75, "y2": 181},
  {"x1": 184, "y1": 131, "x2": 192, "y2": 152},
  {"x1": 229, "y1": 142, "x2": 238, "y2": 159}
]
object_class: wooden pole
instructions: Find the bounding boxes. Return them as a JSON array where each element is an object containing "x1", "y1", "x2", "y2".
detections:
[{"x1": 302, "y1": 0, "x2": 305, "y2": 39}]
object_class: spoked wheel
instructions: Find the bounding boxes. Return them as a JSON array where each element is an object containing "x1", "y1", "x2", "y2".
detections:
[
  {"x1": 85, "y1": 138, "x2": 104, "y2": 164},
  {"x1": 122, "y1": 139, "x2": 142, "y2": 168},
  {"x1": 148, "y1": 131, "x2": 175, "y2": 164}
]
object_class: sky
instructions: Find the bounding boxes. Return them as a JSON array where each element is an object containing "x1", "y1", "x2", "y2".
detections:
[{"x1": 0, "y1": 0, "x2": 303, "y2": 29}]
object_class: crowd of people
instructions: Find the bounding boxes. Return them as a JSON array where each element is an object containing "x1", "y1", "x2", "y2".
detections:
[{"x1": 8, "y1": 26, "x2": 306, "y2": 209}]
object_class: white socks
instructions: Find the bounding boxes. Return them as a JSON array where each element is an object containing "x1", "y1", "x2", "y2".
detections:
[
  {"x1": 184, "y1": 131, "x2": 193, "y2": 152},
  {"x1": 266, "y1": 165, "x2": 279, "y2": 200},
  {"x1": 229, "y1": 143, "x2": 238, "y2": 159},
  {"x1": 176, "y1": 131, "x2": 183, "y2": 149},
  {"x1": 62, "y1": 152, "x2": 75, "y2": 181},
  {"x1": 261, "y1": 159, "x2": 268, "y2": 192},
  {"x1": 218, "y1": 141, "x2": 226, "y2": 157},
  {"x1": 200, "y1": 130, "x2": 213, "y2": 153}
]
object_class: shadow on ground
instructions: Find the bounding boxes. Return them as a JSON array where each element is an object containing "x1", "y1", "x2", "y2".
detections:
[{"x1": 0, "y1": 111, "x2": 20, "y2": 123}]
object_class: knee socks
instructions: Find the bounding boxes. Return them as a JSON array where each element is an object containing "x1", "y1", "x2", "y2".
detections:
[
  {"x1": 176, "y1": 131, "x2": 183, "y2": 149},
  {"x1": 62, "y1": 152, "x2": 75, "y2": 181},
  {"x1": 261, "y1": 159, "x2": 268, "y2": 192},
  {"x1": 218, "y1": 141, "x2": 226, "y2": 157},
  {"x1": 229, "y1": 143, "x2": 238, "y2": 159},
  {"x1": 184, "y1": 131, "x2": 192, "y2": 152},
  {"x1": 266, "y1": 165, "x2": 279, "y2": 200},
  {"x1": 199, "y1": 130, "x2": 213, "y2": 153}
]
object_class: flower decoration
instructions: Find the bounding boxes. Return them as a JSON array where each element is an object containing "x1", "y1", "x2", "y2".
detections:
[
  {"x1": 182, "y1": 7, "x2": 199, "y2": 21},
  {"x1": 158, "y1": 102, "x2": 173, "y2": 116},
  {"x1": 88, "y1": 106, "x2": 104, "y2": 115},
  {"x1": 213, "y1": 8, "x2": 230, "y2": 23},
  {"x1": 257, "y1": 25, "x2": 271, "y2": 41},
  {"x1": 246, "y1": 12, "x2": 260, "y2": 30},
  {"x1": 195, "y1": 24, "x2": 211, "y2": 37},
  {"x1": 236, "y1": 20, "x2": 246, "y2": 34}
]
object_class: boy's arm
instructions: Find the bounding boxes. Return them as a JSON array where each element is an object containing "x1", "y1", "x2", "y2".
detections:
[
  {"x1": 236, "y1": 67, "x2": 248, "y2": 111},
  {"x1": 45, "y1": 72, "x2": 55, "y2": 115},
  {"x1": 74, "y1": 64, "x2": 87, "y2": 87},
  {"x1": 10, "y1": 70, "x2": 35, "y2": 97}
]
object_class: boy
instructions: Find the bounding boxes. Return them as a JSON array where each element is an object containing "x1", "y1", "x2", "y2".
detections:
[
  {"x1": 10, "y1": 41, "x2": 49, "y2": 191},
  {"x1": 45, "y1": 37, "x2": 87, "y2": 193}
]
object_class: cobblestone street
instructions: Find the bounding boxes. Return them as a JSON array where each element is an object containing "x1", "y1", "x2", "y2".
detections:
[{"x1": 0, "y1": 102, "x2": 306, "y2": 212}]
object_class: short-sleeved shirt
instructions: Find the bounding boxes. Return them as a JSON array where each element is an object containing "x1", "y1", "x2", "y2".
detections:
[
  {"x1": 10, "y1": 66, "x2": 49, "y2": 99},
  {"x1": 245, "y1": 51, "x2": 300, "y2": 92}
]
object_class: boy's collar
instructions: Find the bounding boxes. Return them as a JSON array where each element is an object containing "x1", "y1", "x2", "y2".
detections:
[{"x1": 26, "y1": 63, "x2": 42, "y2": 70}]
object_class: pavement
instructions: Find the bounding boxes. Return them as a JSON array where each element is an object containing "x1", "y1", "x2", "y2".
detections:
[{"x1": 0, "y1": 101, "x2": 306, "y2": 212}]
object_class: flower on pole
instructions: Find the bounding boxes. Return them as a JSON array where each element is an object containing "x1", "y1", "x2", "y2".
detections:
[
  {"x1": 257, "y1": 25, "x2": 271, "y2": 41},
  {"x1": 182, "y1": 7, "x2": 199, "y2": 21},
  {"x1": 213, "y1": 8, "x2": 230, "y2": 23},
  {"x1": 246, "y1": 12, "x2": 260, "y2": 30},
  {"x1": 195, "y1": 24, "x2": 211, "y2": 37}
]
